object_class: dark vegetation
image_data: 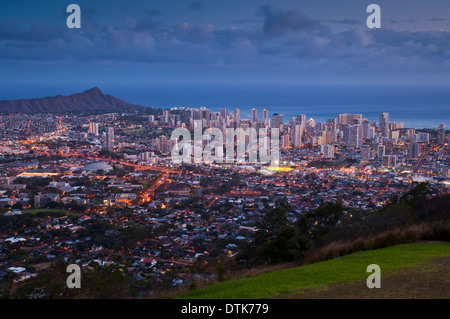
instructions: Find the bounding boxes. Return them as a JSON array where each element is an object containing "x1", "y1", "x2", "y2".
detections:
[{"x1": 238, "y1": 183, "x2": 450, "y2": 268}]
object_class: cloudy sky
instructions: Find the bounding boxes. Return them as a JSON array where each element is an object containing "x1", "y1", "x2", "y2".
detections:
[{"x1": 1, "y1": 0, "x2": 450, "y2": 91}]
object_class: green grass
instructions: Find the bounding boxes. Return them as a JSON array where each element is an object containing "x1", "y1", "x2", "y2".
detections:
[
  {"x1": 177, "y1": 242, "x2": 450, "y2": 299},
  {"x1": 22, "y1": 208, "x2": 77, "y2": 216}
]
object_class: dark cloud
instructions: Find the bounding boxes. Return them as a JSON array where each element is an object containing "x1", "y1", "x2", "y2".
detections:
[
  {"x1": 259, "y1": 7, "x2": 321, "y2": 37},
  {"x1": 74, "y1": 6, "x2": 100, "y2": 19},
  {"x1": 428, "y1": 17, "x2": 448, "y2": 22},
  {"x1": 149, "y1": 9, "x2": 163, "y2": 17},
  {"x1": 2, "y1": 6, "x2": 450, "y2": 78},
  {"x1": 231, "y1": 19, "x2": 261, "y2": 24},
  {"x1": 401, "y1": 18, "x2": 419, "y2": 24},
  {"x1": 0, "y1": 19, "x2": 63, "y2": 43},
  {"x1": 328, "y1": 19, "x2": 359, "y2": 25},
  {"x1": 188, "y1": 1, "x2": 204, "y2": 11}
]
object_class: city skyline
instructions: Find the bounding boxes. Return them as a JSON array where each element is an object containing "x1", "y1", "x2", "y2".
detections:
[
  {"x1": 0, "y1": 0, "x2": 449, "y2": 301},
  {"x1": 0, "y1": 97, "x2": 448, "y2": 299}
]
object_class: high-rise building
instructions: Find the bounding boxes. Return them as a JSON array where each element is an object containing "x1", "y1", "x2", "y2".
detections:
[
  {"x1": 281, "y1": 134, "x2": 290, "y2": 149},
  {"x1": 379, "y1": 112, "x2": 390, "y2": 138},
  {"x1": 326, "y1": 118, "x2": 337, "y2": 131},
  {"x1": 297, "y1": 114, "x2": 307, "y2": 127},
  {"x1": 321, "y1": 145, "x2": 335, "y2": 158},
  {"x1": 390, "y1": 122, "x2": 404, "y2": 131},
  {"x1": 390, "y1": 130, "x2": 400, "y2": 142},
  {"x1": 326, "y1": 130, "x2": 337, "y2": 144},
  {"x1": 361, "y1": 144, "x2": 371, "y2": 162},
  {"x1": 362, "y1": 121, "x2": 375, "y2": 139},
  {"x1": 193, "y1": 109, "x2": 202, "y2": 121},
  {"x1": 338, "y1": 114, "x2": 363, "y2": 126},
  {"x1": 438, "y1": 123, "x2": 446, "y2": 145},
  {"x1": 163, "y1": 110, "x2": 170, "y2": 124},
  {"x1": 293, "y1": 125, "x2": 302, "y2": 148},
  {"x1": 317, "y1": 122, "x2": 326, "y2": 132},
  {"x1": 262, "y1": 109, "x2": 269, "y2": 122},
  {"x1": 159, "y1": 135, "x2": 167, "y2": 153},
  {"x1": 106, "y1": 127, "x2": 114, "y2": 150},
  {"x1": 377, "y1": 145, "x2": 385, "y2": 158},
  {"x1": 234, "y1": 108, "x2": 240, "y2": 127},
  {"x1": 345, "y1": 125, "x2": 363, "y2": 149},
  {"x1": 89, "y1": 122, "x2": 99, "y2": 136},
  {"x1": 409, "y1": 142, "x2": 421, "y2": 159},
  {"x1": 200, "y1": 107, "x2": 210, "y2": 122},
  {"x1": 272, "y1": 113, "x2": 283, "y2": 130},
  {"x1": 220, "y1": 108, "x2": 227, "y2": 120},
  {"x1": 413, "y1": 132, "x2": 429, "y2": 143},
  {"x1": 382, "y1": 155, "x2": 397, "y2": 167},
  {"x1": 251, "y1": 108, "x2": 258, "y2": 123}
]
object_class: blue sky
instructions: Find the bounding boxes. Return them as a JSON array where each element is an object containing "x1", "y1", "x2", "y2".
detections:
[{"x1": 1, "y1": 0, "x2": 450, "y2": 92}]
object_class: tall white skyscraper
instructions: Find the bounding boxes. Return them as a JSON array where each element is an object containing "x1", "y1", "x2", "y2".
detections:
[
  {"x1": 262, "y1": 109, "x2": 269, "y2": 122},
  {"x1": 438, "y1": 123, "x2": 446, "y2": 145},
  {"x1": 251, "y1": 108, "x2": 258, "y2": 123},
  {"x1": 293, "y1": 125, "x2": 302, "y2": 148},
  {"x1": 362, "y1": 121, "x2": 376, "y2": 139},
  {"x1": 345, "y1": 125, "x2": 363, "y2": 149},
  {"x1": 106, "y1": 127, "x2": 114, "y2": 150},
  {"x1": 379, "y1": 112, "x2": 390, "y2": 138},
  {"x1": 234, "y1": 108, "x2": 240, "y2": 128},
  {"x1": 321, "y1": 145, "x2": 335, "y2": 158}
]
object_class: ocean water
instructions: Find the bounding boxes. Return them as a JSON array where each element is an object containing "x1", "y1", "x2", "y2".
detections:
[
  {"x1": 1, "y1": 84, "x2": 449, "y2": 129},
  {"x1": 101, "y1": 83, "x2": 450, "y2": 129}
]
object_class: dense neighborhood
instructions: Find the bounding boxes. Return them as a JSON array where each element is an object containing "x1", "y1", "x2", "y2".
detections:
[{"x1": 0, "y1": 108, "x2": 448, "y2": 298}]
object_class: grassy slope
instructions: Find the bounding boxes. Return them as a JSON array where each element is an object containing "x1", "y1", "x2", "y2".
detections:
[
  {"x1": 283, "y1": 255, "x2": 450, "y2": 298},
  {"x1": 22, "y1": 208, "x2": 77, "y2": 216},
  {"x1": 23, "y1": 208, "x2": 67, "y2": 214},
  {"x1": 177, "y1": 242, "x2": 450, "y2": 299}
]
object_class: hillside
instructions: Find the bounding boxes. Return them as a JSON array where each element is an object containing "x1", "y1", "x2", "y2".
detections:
[
  {"x1": 176, "y1": 242, "x2": 450, "y2": 299},
  {"x1": 0, "y1": 87, "x2": 144, "y2": 113}
]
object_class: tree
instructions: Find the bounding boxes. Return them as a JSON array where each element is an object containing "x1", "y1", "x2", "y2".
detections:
[
  {"x1": 297, "y1": 202, "x2": 344, "y2": 242},
  {"x1": 11, "y1": 203, "x2": 22, "y2": 210},
  {"x1": 255, "y1": 227, "x2": 310, "y2": 264},
  {"x1": 401, "y1": 182, "x2": 431, "y2": 203},
  {"x1": 255, "y1": 204, "x2": 289, "y2": 244}
]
